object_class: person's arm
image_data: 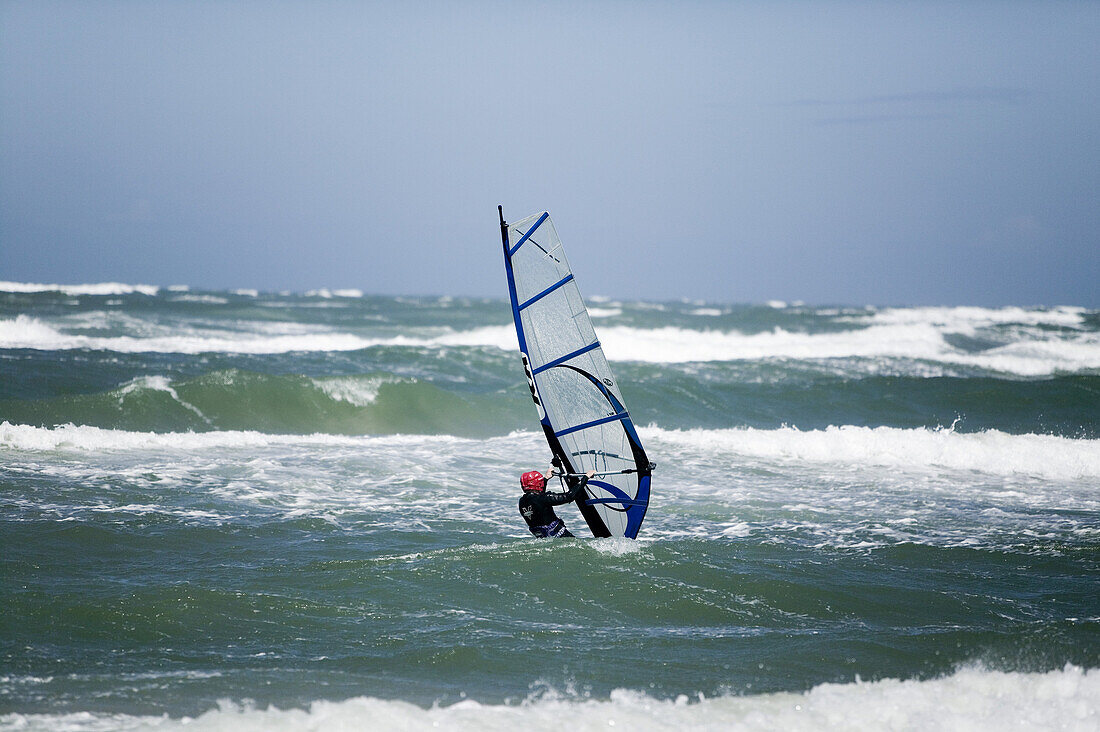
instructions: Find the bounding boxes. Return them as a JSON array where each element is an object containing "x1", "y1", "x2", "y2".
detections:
[{"x1": 544, "y1": 469, "x2": 595, "y2": 506}]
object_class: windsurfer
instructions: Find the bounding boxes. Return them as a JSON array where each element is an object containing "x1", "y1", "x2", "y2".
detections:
[{"x1": 518, "y1": 458, "x2": 595, "y2": 538}]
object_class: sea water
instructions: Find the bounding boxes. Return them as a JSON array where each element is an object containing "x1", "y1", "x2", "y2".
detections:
[{"x1": 1, "y1": 283, "x2": 1097, "y2": 730}]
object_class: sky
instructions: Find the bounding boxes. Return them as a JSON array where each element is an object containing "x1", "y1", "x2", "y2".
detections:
[{"x1": 1, "y1": 1, "x2": 1098, "y2": 306}]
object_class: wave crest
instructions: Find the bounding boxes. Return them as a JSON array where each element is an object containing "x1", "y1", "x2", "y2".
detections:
[
  {"x1": 4, "y1": 422, "x2": 1098, "y2": 483},
  {"x1": 646, "y1": 424, "x2": 1100, "y2": 481},
  {"x1": 0, "y1": 280, "x2": 160, "y2": 296},
  {"x1": 2, "y1": 303, "x2": 1098, "y2": 377},
  {"x1": 0, "y1": 665, "x2": 1094, "y2": 731}
]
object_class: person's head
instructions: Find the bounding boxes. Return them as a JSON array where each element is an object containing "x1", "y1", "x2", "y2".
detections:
[{"x1": 520, "y1": 470, "x2": 546, "y2": 492}]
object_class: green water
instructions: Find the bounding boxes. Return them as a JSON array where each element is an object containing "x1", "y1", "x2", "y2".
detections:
[{"x1": 1, "y1": 288, "x2": 1098, "y2": 724}]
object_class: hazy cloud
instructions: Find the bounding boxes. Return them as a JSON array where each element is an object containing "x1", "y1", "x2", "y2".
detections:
[{"x1": 785, "y1": 87, "x2": 1032, "y2": 108}]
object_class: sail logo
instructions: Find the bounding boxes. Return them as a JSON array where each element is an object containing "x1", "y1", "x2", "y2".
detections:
[{"x1": 521, "y1": 353, "x2": 546, "y2": 420}]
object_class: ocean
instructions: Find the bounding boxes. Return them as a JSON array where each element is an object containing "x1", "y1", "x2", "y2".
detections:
[{"x1": 1, "y1": 282, "x2": 1098, "y2": 730}]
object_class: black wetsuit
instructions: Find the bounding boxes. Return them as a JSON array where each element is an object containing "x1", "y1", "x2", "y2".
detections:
[{"x1": 519, "y1": 474, "x2": 588, "y2": 538}]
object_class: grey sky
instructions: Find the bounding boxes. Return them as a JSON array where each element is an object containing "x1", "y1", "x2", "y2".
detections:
[{"x1": 2, "y1": 1, "x2": 1098, "y2": 306}]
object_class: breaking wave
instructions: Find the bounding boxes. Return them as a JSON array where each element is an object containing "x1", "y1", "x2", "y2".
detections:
[
  {"x1": 2, "y1": 309, "x2": 1097, "y2": 376},
  {"x1": 0, "y1": 280, "x2": 161, "y2": 296},
  {"x1": 0, "y1": 665, "x2": 1095, "y2": 732},
  {"x1": 647, "y1": 424, "x2": 1100, "y2": 482},
  {"x1": 4, "y1": 421, "x2": 1098, "y2": 483}
]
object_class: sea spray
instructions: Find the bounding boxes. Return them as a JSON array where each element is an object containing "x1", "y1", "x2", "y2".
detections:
[{"x1": 1, "y1": 666, "x2": 1096, "y2": 731}]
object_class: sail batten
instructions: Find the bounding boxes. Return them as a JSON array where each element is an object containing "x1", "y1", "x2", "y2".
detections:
[
  {"x1": 508, "y1": 212, "x2": 549, "y2": 256},
  {"x1": 531, "y1": 341, "x2": 601, "y2": 375},
  {"x1": 554, "y1": 412, "x2": 629, "y2": 437},
  {"x1": 518, "y1": 274, "x2": 575, "y2": 311},
  {"x1": 500, "y1": 208, "x2": 652, "y2": 539}
]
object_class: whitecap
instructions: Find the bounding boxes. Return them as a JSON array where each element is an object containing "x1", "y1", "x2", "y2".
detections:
[
  {"x1": 314, "y1": 375, "x2": 405, "y2": 407},
  {"x1": 0, "y1": 281, "x2": 159, "y2": 296},
  {"x1": 0, "y1": 665, "x2": 1094, "y2": 732},
  {"x1": 643, "y1": 424, "x2": 1100, "y2": 482}
]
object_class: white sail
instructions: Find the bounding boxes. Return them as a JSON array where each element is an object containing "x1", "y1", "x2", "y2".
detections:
[{"x1": 500, "y1": 209, "x2": 652, "y2": 538}]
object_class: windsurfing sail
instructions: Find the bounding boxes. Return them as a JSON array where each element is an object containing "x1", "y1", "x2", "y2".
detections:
[{"x1": 498, "y1": 206, "x2": 653, "y2": 539}]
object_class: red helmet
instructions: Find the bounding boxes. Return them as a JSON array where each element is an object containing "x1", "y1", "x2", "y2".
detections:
[{"x1": 520, "y1": 471, "x2": 546, "y2": 491}]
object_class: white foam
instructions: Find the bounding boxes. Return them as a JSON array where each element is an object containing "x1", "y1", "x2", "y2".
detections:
[
  {"x1": 305, "y1": 288, "x2": 363, "y2": 299},
  {"x1": 0, "y1": 315, "x2": 516, "y2": 355},
  {"x1": 588, "y1": 536, "x2": 643, "y2": 556},
  {"x1": 116, "y1": 376, "x2": 212, "y2": 425},
  {"x1": 168, "y1": 294, "x2": 229, "y2": 304},
  {"x1": 644, "y1": 424, "x2": 1100, "y2": 482},
  {"x1": 948, "y1": 336, "x2": 1100, "y2": 376},
  {"x1": 0, "y1": 316, "x2": 375, "y2": 354},
  {"x1": 5, "y1": 422, "x2": 1097, "y2": 485},
  {"x1": 4, "y1": 423, "x2": 1095, "y2": 549},
  {"x1": 860, "y1": 305, "x2": 1088, "y2": 330},
  {"x1": 596, "y1": 323, "x2": 1100, "y2": 375},
  {"x1": 4, "y1": 304, "x2": 1096, "y2": 375},
  {"x1": 314, "y1": 375, "x2": 403, "y2": 406},
  {"x1": 0, "y1": 422, "x2": 361, "y2": 452},
  {"x1": 587, "y1": 307, "x2": 622, "y2": 318},
  {"x1": 272, "y1": 314, "x2": 1084, "y2": 375},
  {"x1": 0, "y1": 281, "x2": 159, "y2": 296},
  {"x1": 428, "y1": 325, "x2": 519, "y2": 350},
  {"x1": 406, "y1": 322, "x2": 982, "y2": 367},
  {"x1": 0, "y1": 665, "x2": 1094, "y2": 732},
  {"x1": 605, "y1": 323, "x2": 943, "y2": 362},
  {"x1": 0, "y1": 424, "x2": 491, "y2": 462},
  {"x1": 0, "y1": 315, "x2": 63, "y2": 346},
  {"x1": 688, "y1": 308, "x2": 723, "y2": 316}
]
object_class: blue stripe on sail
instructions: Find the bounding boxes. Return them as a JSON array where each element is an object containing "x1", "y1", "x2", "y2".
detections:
[
  {"x1": 503, "y1": 238, "x2": 528, "y2": 355},
  {"x1": 554, "y1": 412, "x2": 628, "y2": 438},
  {"x1": 585, "y1": 498, "x2": 648, "y2": 507},
  {"x1": 518, "y1": 274, "x2": 573, "y2": 311},
  {"x1": 626, "y1": 473, "x2": 650, "y2": 539},
  {"x1": 508, "y1": 212, "x2": 549, "y2": 256},
  {"x1": 532, "y1": 340, "x2": 600, "y2": 376}
]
